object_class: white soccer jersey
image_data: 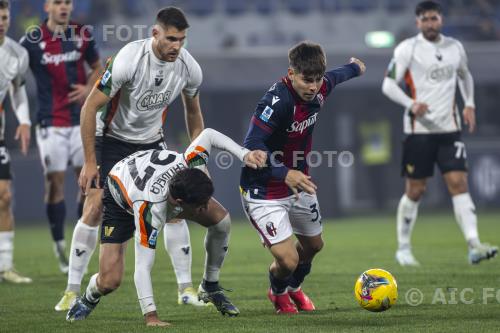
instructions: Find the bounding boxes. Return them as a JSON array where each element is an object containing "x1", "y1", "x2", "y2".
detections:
[
  {"x1": 0, "y1": 37, "x2": 29, "y2": 140},
  {"x1": 384, "y1": 33, "x2": 474, "y2": 134},
  {"x1": 107, "y1": 128, "x2": 248, "y2": 247},
  {"x1": 96, "y1": 38, "x2": 202, "y2": 143}
]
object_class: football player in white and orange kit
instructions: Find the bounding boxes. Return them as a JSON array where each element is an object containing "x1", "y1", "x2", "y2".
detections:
[
  {"x1": 67, "y1": 128, "x2": 266, "y2": 326},
  {"x1": 57, "y1": 7, "x2": 208, "y2": 310},
  {"x1": 0, "y1": 0, "x2": 32, "y2": 284},
  {"x1": 382, "y1": 1, "x2": 497, "y2": 266}
]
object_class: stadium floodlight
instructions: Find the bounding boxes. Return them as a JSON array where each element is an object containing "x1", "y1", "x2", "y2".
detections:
[{"x1": 365, "y1": 31, "x2": 395, "y2": 48}]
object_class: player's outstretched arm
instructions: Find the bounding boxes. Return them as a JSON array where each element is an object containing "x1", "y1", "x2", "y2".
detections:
[
  {"x1": 186, "y1": 128, "x2": 266, "y2": 169},
  {"x1": 79, "y1": 87, "x2": 111, "y2": 194}
]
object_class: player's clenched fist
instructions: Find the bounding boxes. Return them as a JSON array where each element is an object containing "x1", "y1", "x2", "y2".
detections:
[{"x1": 350, "y1": 57, "x2": 366, "y2": 75}]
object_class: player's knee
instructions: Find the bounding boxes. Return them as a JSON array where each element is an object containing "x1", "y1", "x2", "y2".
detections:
[
  {"x1": 277, "y1": 253, "x2": 299, "y2": 275},
  {"x1": 308, "y1": 238, "x2": 324, "y2": 255},
  {"x1": 0, "y1": 189, "x2": 12, "y2": 209},
  {"x1": 82, "y1": 193, "x2": 103, "y2": 225},
  {"x1": 407, "y1": 185, "x2": 426, "y2": 201},
  {"x1": 447, "y1": 178, "x2": 468, "y2": 195},
  {"x1": 45, "y1": 179, "x2": 65, "y2": 202}
]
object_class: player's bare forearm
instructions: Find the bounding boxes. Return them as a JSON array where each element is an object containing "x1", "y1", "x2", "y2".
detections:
[
  {"x1": 87, "y1": 60, "x2": 104, "y2": 92},
  {"x1": 81, "y1": 88, "x2": 110, "y2": 163},
  {"x1": 182, "y1": 93, "x2": 205, "y2": 141}
]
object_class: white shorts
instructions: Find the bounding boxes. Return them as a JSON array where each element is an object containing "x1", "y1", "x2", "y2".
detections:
[
  {"x1": 36, "y1": 126, "x2": 84, "y2": 174},
  {"x1": 241, "y1": 191, "x2": 323, "y2": 246}
]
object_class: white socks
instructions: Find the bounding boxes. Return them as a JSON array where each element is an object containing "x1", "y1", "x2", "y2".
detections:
[
  {"x1": 85, "y1": 273, "x2": 103, "y2": 303},
  {"x1": 203, "y1": 214, "x2": 231, "y2": 282},
  {"x1": 397, "y1": 194, "x2": 420, "y2": 249},
  {"x1": 452, "y1": 192, "x2": 480, "y2": 248},
  {"x1": 135, "y1": 238, "x2": 156, "y2": 315},
  {"x1": 0, "y1": 231, "x2": 14, "y2": 272},
  {"x1": 67, "y1": 220, "x2": 99, "y2": 293},
  {"x1": 163, "y1": 220, "x2": 192, "y2": 290}
]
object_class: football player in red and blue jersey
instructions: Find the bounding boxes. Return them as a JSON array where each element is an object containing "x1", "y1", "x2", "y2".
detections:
[
  {"x1": 20, "y1": 0, "x2": 102, "y2": 273},
  {"x1": 240, "y1": 41, "x2": 365, "y2": 314}
]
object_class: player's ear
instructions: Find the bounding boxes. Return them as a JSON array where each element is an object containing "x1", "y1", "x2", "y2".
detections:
[
  {"x1": 287, "y1": 67, "x2": 295, "y2": 81},
  {"x1": 152, "y1": 24, "x2": 161, "y2": 39}
]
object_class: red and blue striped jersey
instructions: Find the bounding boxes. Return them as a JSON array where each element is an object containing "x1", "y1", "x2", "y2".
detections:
[
  {"x1": 20, "y1": 21, "x2": 99, "y2": 127},
  {"x1": 240, "y1": 63, "x2": 361, "y2": 200}
]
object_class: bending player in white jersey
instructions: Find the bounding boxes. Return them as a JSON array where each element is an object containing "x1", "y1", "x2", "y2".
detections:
[
  {"x1": 67, "y1": 128, "x2": 266, "y2": 326},
  {"x1": 56, "y1": 7, "x2": 208, "y2": 310},
  {"x1": 382, "y1": 1, "x2": 497, "y2": 266},
  {"x1": 0, "y1": 0, "x2": 32, "y2": 284}
]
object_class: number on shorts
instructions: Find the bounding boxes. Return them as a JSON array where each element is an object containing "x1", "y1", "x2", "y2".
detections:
[
  {"x1": 310, "y1": 203, "x2": 319, "y2": 222},
  {"x1": 0, "y1": 147, "x2": 10, "y2": 164},
  {"x1": 454, "y1": 141, "x2": 466, "y2": 159}
]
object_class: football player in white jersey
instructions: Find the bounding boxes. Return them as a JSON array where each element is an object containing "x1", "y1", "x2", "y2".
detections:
[
  {"x1": 56, "y1": 7, "x2": 215, "y2": 310},
  {"x1": 382, "y1": 1, "x2": 497, "y2": 266},
  {"x1": 67, "y1": 128, "x2": 266, "y2": 326},
  {"x1": 0, "y1": 0, "x2": 32, "y2": 283}
]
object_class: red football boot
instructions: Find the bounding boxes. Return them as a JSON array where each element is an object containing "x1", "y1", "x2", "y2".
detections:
[
  {"x1": 267, "y1": 288, "x2": 298, "y2": 314},
  {"x1": 288, "y1": 288, "x2": 316, "y2": 311}
]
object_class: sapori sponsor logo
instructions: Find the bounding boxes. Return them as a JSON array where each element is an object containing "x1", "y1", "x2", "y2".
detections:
[
  {"x1": 136, "y1": 90, "x2": 172, "y2": 111},
  {"x1": 41, "y1": 50, "x2": 82, "y2": 65},
  {"x1": 287, "y1": 113, "x2": 318, "y2": 134}
]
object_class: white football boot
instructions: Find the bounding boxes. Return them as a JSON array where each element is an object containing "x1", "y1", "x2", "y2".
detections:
[{"x1": 396, "y1": 247, "x2": 420, "y2": 267}]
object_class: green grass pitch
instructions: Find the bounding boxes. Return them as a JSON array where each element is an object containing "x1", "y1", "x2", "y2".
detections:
[{"x1": 1, "y1": 212, "x2": 499, "y2": 332}]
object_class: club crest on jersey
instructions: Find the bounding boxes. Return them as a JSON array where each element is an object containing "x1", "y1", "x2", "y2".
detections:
[
  {"x1": 260, "y1": 106, "x2": 274, "y2": 123},
  {"x1": 137, "y1": 90, "x2": 172, "y2": 111},
  {"x1": 317, "y1": 93, "x2": 325, "y2": 106}
]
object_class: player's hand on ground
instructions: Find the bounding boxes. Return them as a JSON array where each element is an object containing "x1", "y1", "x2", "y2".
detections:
[
  {"x1": 463, "y1": 106, "x2": 476, "y2": 133},
  {"x1": 79, "y1": 162, "x2": 100, "y2": 195},
  {"x1": 68, "y1": 84, "x2": 91, "y2": 105},
  {"x1": 285, "y1": 169, "x2": 317, "y2": 198},
  {"x1": 410, "y1": 102, "x2": 428, "y2": 117},
  {"x1": 350, "y1": 57, "x2": 366, "y2": 75},
  {"x1": 244, "y1": 150, "x2": 267, "y2": 169},
  {"x1": 144, "y1": 311, "x2": 172, "y2": 327},
  {"x1": 15, "y1": 124, "x2": 30, "y2": 156}
]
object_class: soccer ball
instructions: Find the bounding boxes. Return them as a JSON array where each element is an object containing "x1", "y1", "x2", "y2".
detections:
[{"x1": 354, "y1": 268, "x2": 398, "y2": 312}]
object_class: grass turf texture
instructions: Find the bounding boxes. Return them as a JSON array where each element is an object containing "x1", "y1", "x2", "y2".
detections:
[{"x1": 1, "y1": 212, "x2": 499, "y2": 333}]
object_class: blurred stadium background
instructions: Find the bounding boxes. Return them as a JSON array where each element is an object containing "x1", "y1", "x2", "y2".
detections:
[{"x1": 4, "y1": 0, "x2": 500, "y2": 221}]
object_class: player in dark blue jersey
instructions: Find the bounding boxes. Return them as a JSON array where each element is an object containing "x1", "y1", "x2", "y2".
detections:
[
  {"x1": 240, "y1": 41, "x2": 365, "y2": 314},
  {"x1": 20, "y1": 0, "x2": 102, "y2": 276}
]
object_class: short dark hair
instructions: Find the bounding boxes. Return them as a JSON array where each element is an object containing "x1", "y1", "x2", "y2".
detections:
[
  {"x1": 156, "y1": 7, "x2": 189, "y2": 31},
  {"x1": 0, "y1": 0, "x2": 9, "y2": 10},
  {"x1": 169, "y1": 168, "x2": 213, "y2": 206},
  {"x1": 415, "y1": 1, "x2": 442, "y2": 16},
  {"x1": 288, "y1": 41, "x2": 326, "y2": 78}
]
